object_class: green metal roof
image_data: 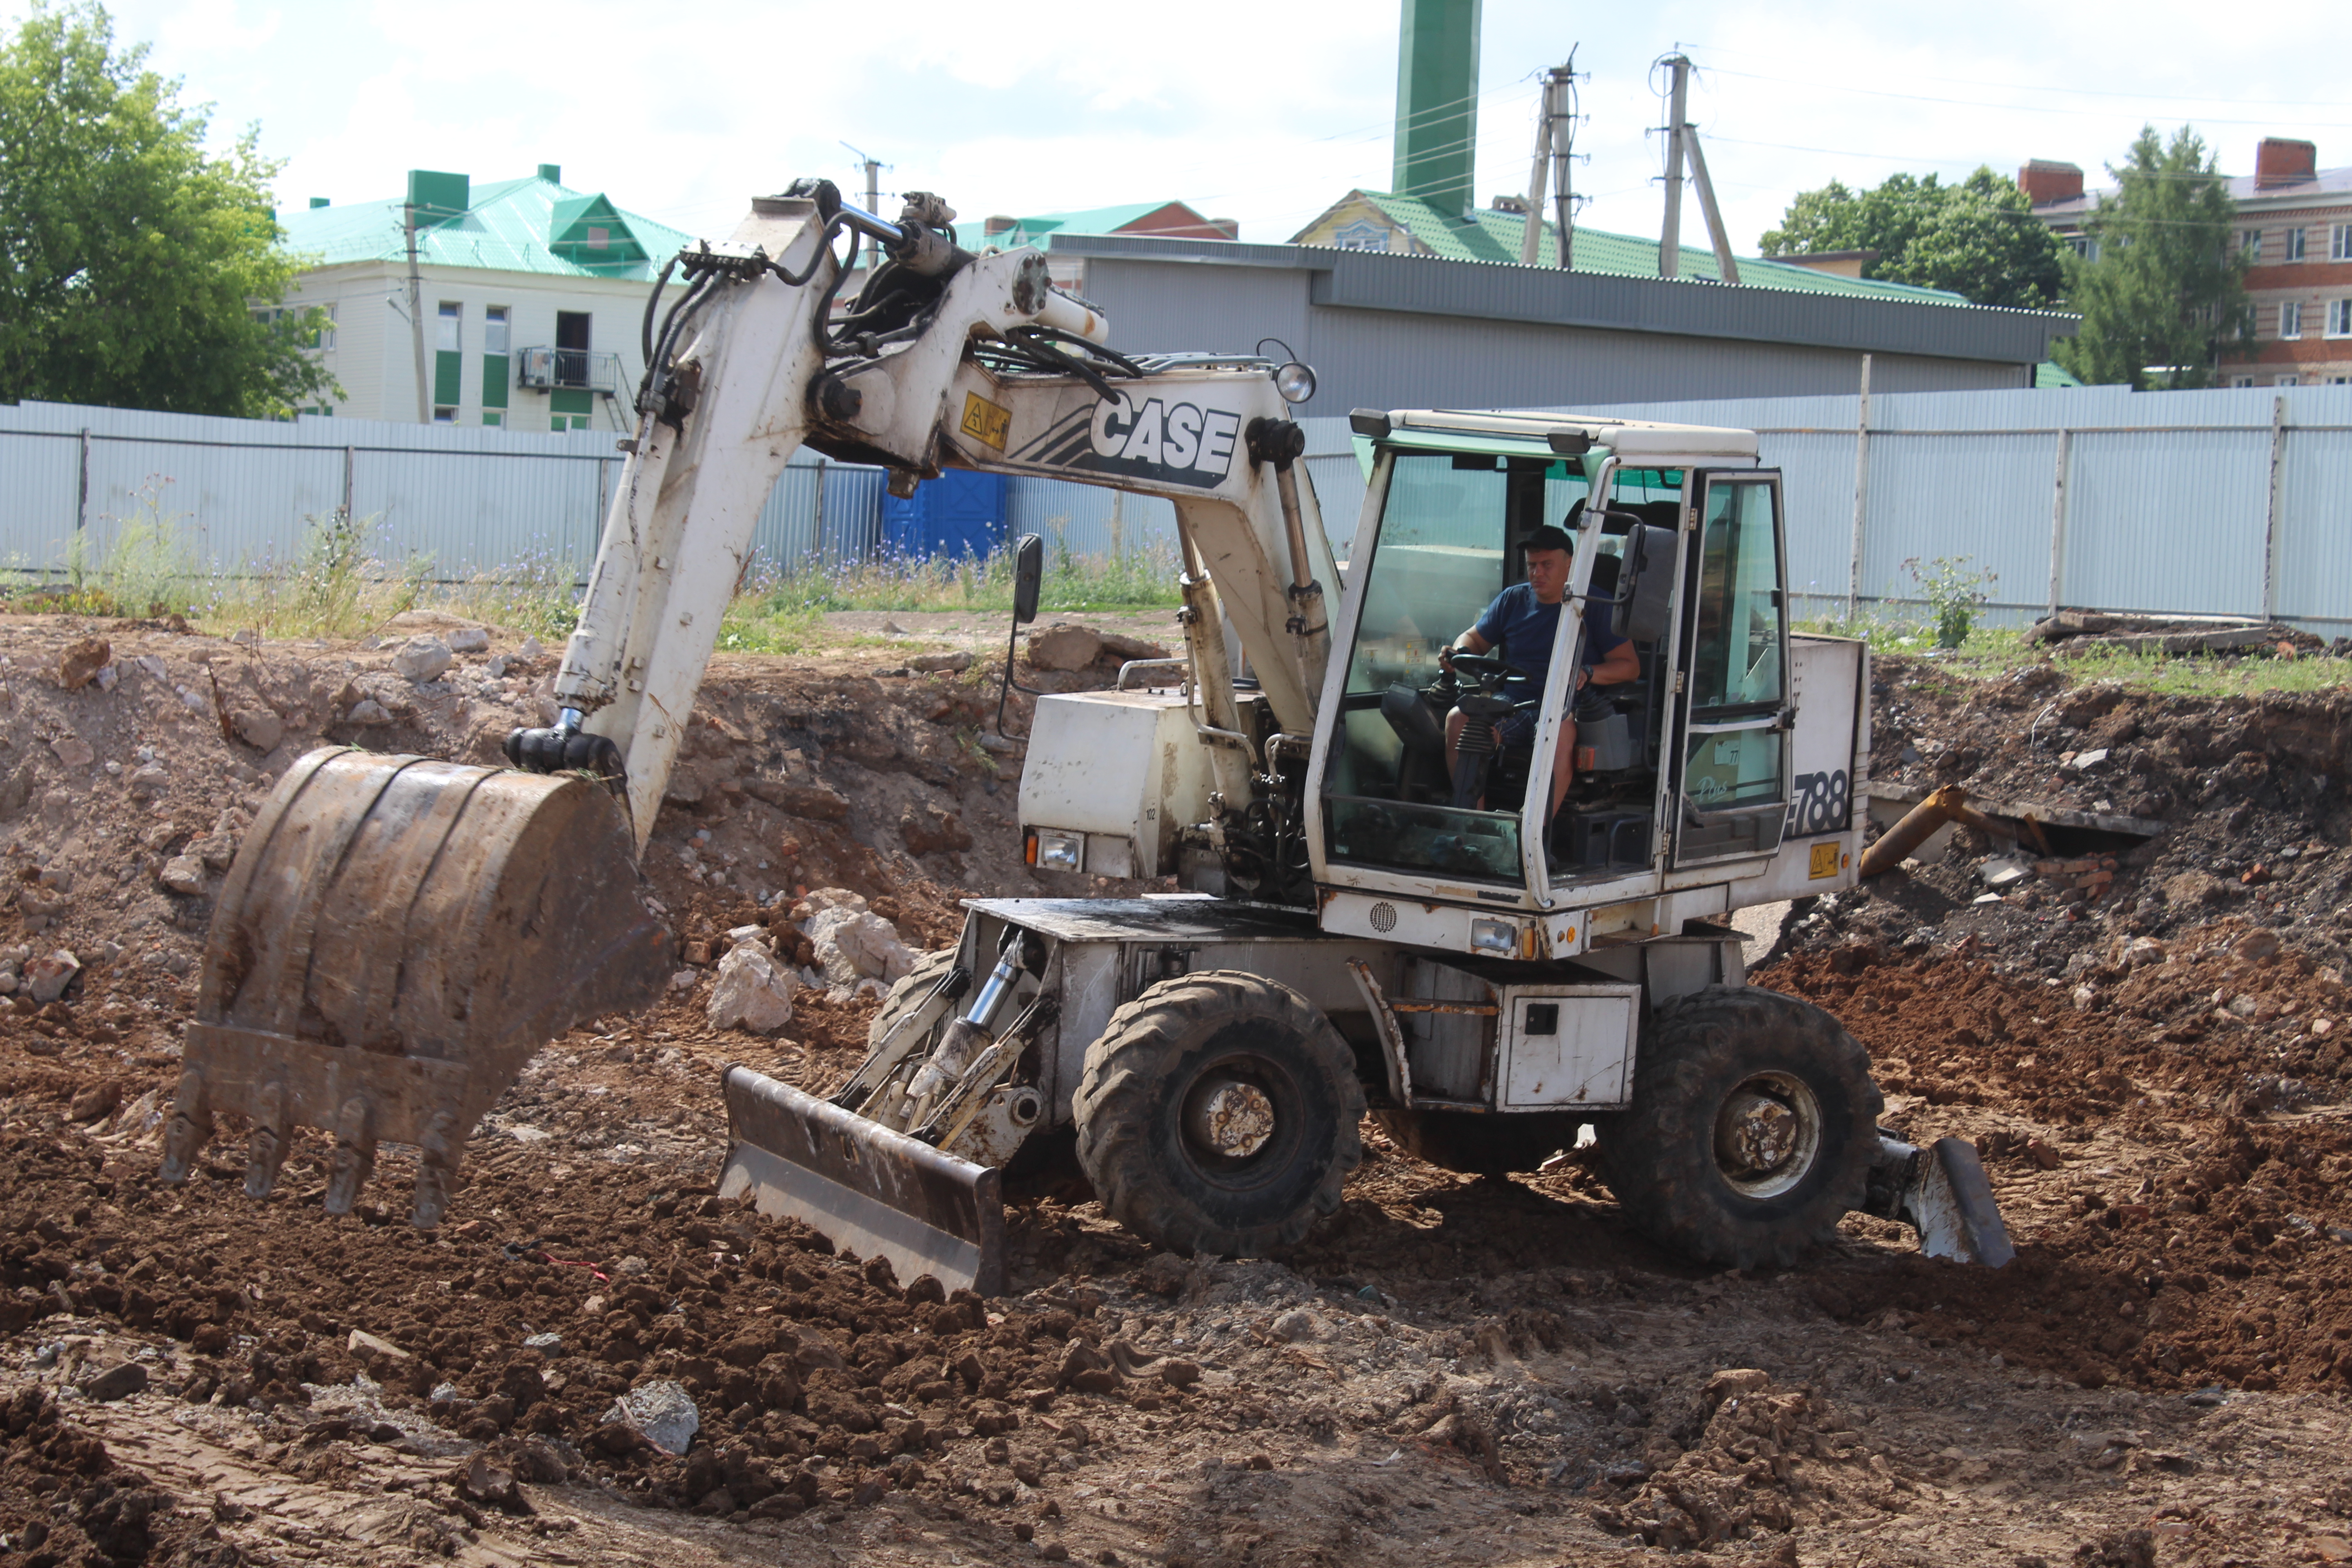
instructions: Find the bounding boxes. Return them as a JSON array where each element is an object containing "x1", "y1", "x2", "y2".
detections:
[
  {"x1": 2035, "y1": 358, "x2": 2085, "y2": 388},
  {"x1": 279, "y1": 172, "x2": 696, "y2": 280},
  {"x1": 1337, "y1": 191, "x2": 1974, "y2": 306},
  {"x1": 989, "y1": 201, "x2": 1200, "y2": 250}
]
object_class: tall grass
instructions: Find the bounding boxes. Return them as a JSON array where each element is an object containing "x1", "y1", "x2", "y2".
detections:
[{"x1": 718, "y1": 538, "x2": 1182, "y2": 654}]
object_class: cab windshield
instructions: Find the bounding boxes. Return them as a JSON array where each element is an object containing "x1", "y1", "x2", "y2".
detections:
[{"x1": 1321, "y1": 451, "x2": 1610, "y2": 885}]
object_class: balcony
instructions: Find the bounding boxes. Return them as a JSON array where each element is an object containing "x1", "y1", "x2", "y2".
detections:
[{"x1": 516, "y1": 347, "x2": 625, "y2": 396}]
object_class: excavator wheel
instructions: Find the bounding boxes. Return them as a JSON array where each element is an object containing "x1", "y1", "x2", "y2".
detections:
[
  {"x1": 158, "y1": 748, "x2": 671, "y2": 1227},
  {"x1": 1073, "y1": 972, "x2": 1363, "y2": 1259},
  {"x1": 1372, "y1": 1108, "x2": 1585, "y2": 1177},
  {"x1": 1601, "y1": 986, "x2": 1882, "y2": 1271}
]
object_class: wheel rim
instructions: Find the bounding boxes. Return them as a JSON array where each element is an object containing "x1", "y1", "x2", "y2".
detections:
[
  {"x1": 1710, "y1": 1070, "x2": 1823, "y2": 1200},
  {"x1": 1175, "y1": 1051, "x2": 1301, "y2": 1189}
]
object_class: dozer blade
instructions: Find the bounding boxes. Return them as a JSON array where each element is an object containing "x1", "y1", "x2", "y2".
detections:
[
  {"x1": 159, "y1": 747, "x2": 671, "y2": 1226},
  {"x1": 1866, "y1": 1134, "x2": 2017, "y2": 1268},
  {"x1": 719, "y1": 1066, "x2": 1005, "y2": 1296}
]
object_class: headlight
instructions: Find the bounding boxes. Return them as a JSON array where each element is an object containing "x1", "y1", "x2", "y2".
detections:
[
  {"x1": 1034, "y1": 831, "x2": 1083, "y2": 872},
  {"x1": 1274, "y1": 361, "x2": 1317, "y2": 405},
  {"x1": 1471, "y1": 917, "x2": 1516, "y2": 955}
]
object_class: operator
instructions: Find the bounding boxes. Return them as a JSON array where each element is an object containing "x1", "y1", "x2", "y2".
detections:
[{"x1": 1439, "y1": 523, "x2": 1642, "y2": 818}]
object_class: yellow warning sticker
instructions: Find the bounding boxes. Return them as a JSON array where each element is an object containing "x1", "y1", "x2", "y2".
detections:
[
  {"x1": 960, "y1": 391, "x2": 1011, "y2": 451},
  {"x1": 1808, "y1": 841, "x2": 1841, "y2": 880}
]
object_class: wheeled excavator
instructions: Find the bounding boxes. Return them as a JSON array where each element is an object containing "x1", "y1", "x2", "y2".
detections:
[{"x1": 157, "y1": 181, "x2": 2013, "y2": 1291}]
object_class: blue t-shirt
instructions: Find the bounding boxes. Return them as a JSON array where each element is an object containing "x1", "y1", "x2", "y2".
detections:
[{"x1": 1472, "y1": 584, "x2": 1627, "y2": 693}]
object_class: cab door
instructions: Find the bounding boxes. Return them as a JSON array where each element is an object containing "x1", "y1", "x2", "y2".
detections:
[{"x1": 1669, "y1": 471, "x2": 1791, "y2": 867}]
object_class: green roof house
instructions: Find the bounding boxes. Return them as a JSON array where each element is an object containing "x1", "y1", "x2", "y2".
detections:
[{"x1": 277, "y1": 166, "x2": 694, "y2": 430}]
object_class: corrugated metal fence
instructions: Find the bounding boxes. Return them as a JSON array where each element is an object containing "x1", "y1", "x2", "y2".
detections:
[
  {"x1": 1556, "y1": 383, "x2": 2352, "y2": 632},
  {"x1": 5, "y1": 387, "x2": 2345, "y2": 629},
  {"x1": 0, "y1": 399, "x2": 1362, "y2": 585}
]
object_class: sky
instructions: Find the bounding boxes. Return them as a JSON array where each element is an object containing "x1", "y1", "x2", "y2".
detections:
[{"x1": 19, "y1": 0, "x2": 2352, "y2": 255}]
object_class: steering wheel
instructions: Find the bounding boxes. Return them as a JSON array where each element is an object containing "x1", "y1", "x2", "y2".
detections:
[{"x1": 1446, "y1": 652, "x2": 1531, "y2": 686}]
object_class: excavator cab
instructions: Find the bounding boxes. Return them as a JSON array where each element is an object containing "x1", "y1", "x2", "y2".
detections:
[{"x1": 1314, "y1": 416, "x2": 1783, "y2": 902}]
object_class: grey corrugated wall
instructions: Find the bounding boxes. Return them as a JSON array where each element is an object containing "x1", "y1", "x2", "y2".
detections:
[{"x1": 5, "y1": 385, "x2": 2348, "y2": 629}]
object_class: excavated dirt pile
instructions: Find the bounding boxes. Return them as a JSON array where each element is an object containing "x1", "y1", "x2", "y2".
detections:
[
  {"x1": 0, "y1": 616, "x2": 2344, "y2": 1565},
  {"x1": 1799, "y1": 658, "x2": 2352, "y2": 981}
]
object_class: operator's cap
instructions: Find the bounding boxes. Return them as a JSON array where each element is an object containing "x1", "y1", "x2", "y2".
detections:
[{"x1": 1523, "y1": 524, "x2": 1573, "y2": 554}]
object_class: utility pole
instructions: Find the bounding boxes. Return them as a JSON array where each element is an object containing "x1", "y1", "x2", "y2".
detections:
[
  {"x1": 1550, "y1": 52, "x2": 1578, "y2": 270},
  {"x1": 1518, "y1": 55, "x2": 1579, "y2": 269},
  {"x1": 1518, "y1": 79, "x2": 1552, "y2": 267},
  {"x1": 404, "y1": 197, "x2": 430, "y2": 422},
  {"x1": 1656, "y1": 54, "x2": 1740, "y2": 285},
  {"x1": 842, "y1": 142, "x2": 886, "y2": 279}
]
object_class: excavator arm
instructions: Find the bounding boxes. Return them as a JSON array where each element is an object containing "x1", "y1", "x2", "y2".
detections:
[{"x1": 159, "y1": 181, "x2": 1334, "y2": 1228}]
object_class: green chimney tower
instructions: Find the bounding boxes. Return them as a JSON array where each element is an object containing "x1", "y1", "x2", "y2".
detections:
[{"x1": 1392, "y1": 0, "x2": 1481, "y2": 220}]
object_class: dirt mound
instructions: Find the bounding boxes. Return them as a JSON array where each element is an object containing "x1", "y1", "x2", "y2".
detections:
[
  {"x1": 1814, "y1": 658, "x2": 2352, "y2": 979},
  {"x1": 0, "y1": 1386, "x2": 208, "y2": 1567},
  {"x1": 1762, "y1": 939, "x2": 2352, "y2": 1396},
  {"x1": 1588, "y1": 1368, "x2": 1904, "y2": 1553}
]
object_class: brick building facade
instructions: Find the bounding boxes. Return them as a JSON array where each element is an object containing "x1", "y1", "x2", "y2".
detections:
[{"x1": 2024, "y1": 138, "x2": 2352, "y2": 387}]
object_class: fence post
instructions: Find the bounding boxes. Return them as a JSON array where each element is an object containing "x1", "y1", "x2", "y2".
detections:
[
  {"x1": 74, "y1": 429, "x2": 91, "y2": 579},
  {"x1": 2262, "y1": 393, "x2": 2286, "y2": 622},
  {"x1": 342, "y1": 446, "x2": 355, "y2": 521},
  {"x1": 813, "y1": 457, "x2": 828, "y2": 565},
  {"x1": 1845, "y1": 355, "x2": 1871, "y2": 621},
  {"x1": 2046, "y1": 428, "x2": 2072, "y2": 613}
]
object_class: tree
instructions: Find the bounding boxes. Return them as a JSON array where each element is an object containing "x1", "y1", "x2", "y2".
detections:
[
  {"x1": 1759, "y1": 167, "x2": 2066, "y2": 310},
  {"x1": 2051, "y1": 125, "x2": 2249, "y2": 391},
  {"x1": 0, "y1": 2, "x2": 334, "y2": 418}
]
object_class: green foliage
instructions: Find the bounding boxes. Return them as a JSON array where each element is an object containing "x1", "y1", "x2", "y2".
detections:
[
  {"x1": 1903, "y1": 555, "x2": 1998, "y2": 649},
  {"x1": 1758, "y1": 167, "x2": 2066, "y2": 309},
  {"x1": 0, "y1": 2, "x2": 337, "y2": 417},
  {"x1": 2052, "y1": 126, "x2": 2250, "y2": 390}
]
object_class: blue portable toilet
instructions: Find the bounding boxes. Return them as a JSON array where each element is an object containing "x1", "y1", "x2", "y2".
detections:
[{"x1": 880, "y1": 469, "x2": 1008, "y2": 561}]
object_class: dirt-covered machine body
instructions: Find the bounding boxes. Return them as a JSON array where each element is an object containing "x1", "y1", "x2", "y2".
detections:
[{"x1": 164, "y1": 176, "x2": 2008, "y2": 1287}]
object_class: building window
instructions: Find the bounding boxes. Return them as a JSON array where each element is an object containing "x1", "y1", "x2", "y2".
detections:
[
  {"x1": 436, "y1": 301, "x2": 462, "y2": 352},
  {"x1": 482, "y1": 306, "x2": 512, "y2": 414},
  {"x1": 2330, "y1": 298, "x2": 2352, "y2": 338},
  {"x1": 2233, "y1": 376, "x2": 2256, "y2": 388},
  {"x1": 432, "y1": 406, "x2": 457, "y2": 424},
  {"x1": 2239, "y1": 228, "x2": 2262, "y2": 260},
  {"x1": 2288, "y1": 227, "x2": 2307, "y2": 261},
  {"x1": 2275, "y1": 375, "x2": 2300, "y2": 387},
  {"x1": 1333, "y1": 219, "x2": 1390, "y2": 252},
  {"x1": 2333, "y1": 225, "x2": 2352, "y2": 263},
  {"x1": 485, "y1": 305, "x2": 509, "y2": 355},
  {"x1": 311, "y1": 304, "x2": 337, "y2": 353},
  {"x1": 2280, "y1": 301, "x2": 2303, "y2": 340},
  {"x1": 2068, "y1": 235, "x2": 2102, "y2": 262},
  {"x1": 2329, "y1": 375, "x2": 2352, "y2": 385}
]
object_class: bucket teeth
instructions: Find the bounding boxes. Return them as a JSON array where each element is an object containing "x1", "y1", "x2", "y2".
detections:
[
  {"x1": 323, "y1": 1094, "x2": 377, "y2": 1216},
  {"x1": 159, "y1": 747, "x2": 671, "y2": 1230}
]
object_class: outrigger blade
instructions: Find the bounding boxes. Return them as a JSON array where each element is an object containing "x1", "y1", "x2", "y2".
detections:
[
  {"x1": 159, "y1": 748, "x2": 671, "y2": 1225},
  {"x1": 719, "y1": 1065, "x2": 1006, "y2": 1295},
  {"x1": 1864, "y1": 1134, "x2": 2017, "y2": 1268}
]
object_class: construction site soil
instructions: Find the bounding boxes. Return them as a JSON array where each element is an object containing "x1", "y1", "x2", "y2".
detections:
[{"x1": 0, "y1": 615, "x2": 2342, "y2": 1568}]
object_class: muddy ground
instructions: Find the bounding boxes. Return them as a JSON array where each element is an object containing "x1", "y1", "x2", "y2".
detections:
[{"x1": 0, "y1": 614, "x2": 2343, "y2": 1568}]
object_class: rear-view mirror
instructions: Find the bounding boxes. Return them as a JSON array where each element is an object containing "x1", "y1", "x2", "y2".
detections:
[{"x1": 1012, "y1": 533, "x2": 1044, "y2": 625}]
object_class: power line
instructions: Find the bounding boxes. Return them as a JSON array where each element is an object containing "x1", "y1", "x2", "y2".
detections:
[
  {"x1": 1676, "y1": 40, "x2": 2352, "y2": 110},
  {"x1": 1686, "y1": 64, "x2": 2352, "y2": 131}
]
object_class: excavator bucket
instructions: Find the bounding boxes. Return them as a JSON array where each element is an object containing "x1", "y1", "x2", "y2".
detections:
[
  {"x1": 158, "y1": 748, "x2": 671, "y2": 1225},
  {"x1": 718, "y1": 1066, "x2": 1006, "y2": 1296}
]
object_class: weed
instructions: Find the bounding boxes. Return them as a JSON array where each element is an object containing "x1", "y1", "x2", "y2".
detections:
[{"x1": 1901, "y1": 556, "x2": 1999, "y2": 650}]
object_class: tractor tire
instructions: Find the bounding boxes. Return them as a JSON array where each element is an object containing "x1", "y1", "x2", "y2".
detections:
[
  {"x1": 1073, "y1": 971, "x2": 1365, "y2": 1259},
  {"x1": 1601, "y1": 986, "x2": 1881, "y2": 1271},
  {"x1": 1373, "y1": 1109, "x2": 1583, "y2": 1176},
  {"x1": 867, "y1": 950, "x2": 960, "y2": 1052}
]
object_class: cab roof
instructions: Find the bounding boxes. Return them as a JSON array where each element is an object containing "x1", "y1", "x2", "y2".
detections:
[{"x1": 1379, "y1": 408, "x2": 1760, "y2": 463}]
